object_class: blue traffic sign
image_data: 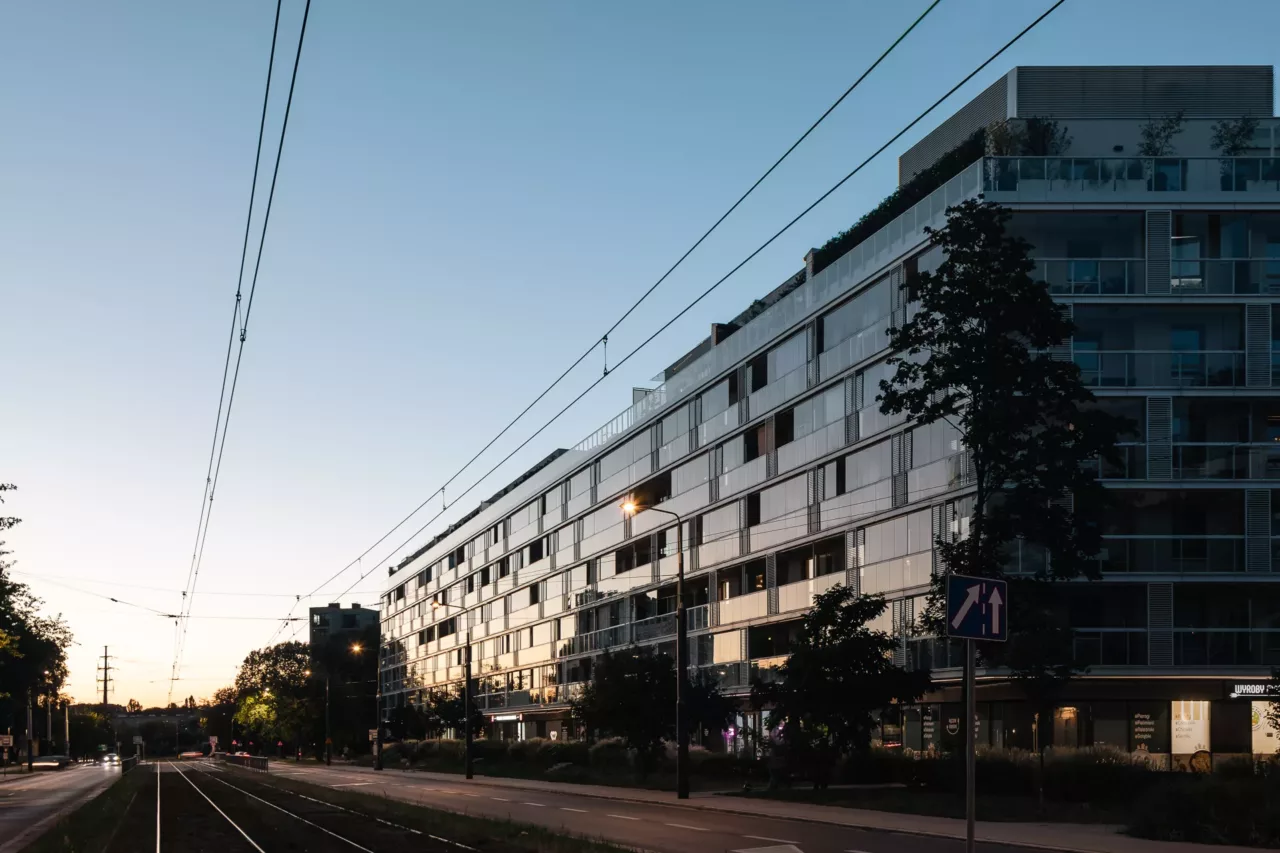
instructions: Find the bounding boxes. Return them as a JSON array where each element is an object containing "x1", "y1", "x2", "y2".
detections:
[{"x1": 946, "y1": 574, "x2": 1007, "y2": 642}]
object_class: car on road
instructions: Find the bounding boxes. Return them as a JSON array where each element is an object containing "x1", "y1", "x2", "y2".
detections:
[
  {"x1": 178, "y1": 751, "x2": 204, "y2": 760},
  {"x1": 31, "y1": 755, "x2": 71, "y2": 770},
  {"x1": 104, "y1": 753, "x2": 120, "y2": 765}
]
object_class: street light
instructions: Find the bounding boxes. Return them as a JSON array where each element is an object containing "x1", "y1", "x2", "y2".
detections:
[
  {"x1": 348, "y1": 643, "x2": 381, "y2": 771},
  {"x1": 432, "y1": 599, "x2": 474, "y2": 780},
  {"x1": 621, "y1": 499, "x2": 689, "y2": 800}
]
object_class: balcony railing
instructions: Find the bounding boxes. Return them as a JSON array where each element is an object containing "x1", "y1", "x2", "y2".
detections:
[
  {"x1": 1034, "y1": 259, "x2": 1145, "y2": 295},
  {"x1": 1074, "y1": 350, "x2": 1245, "y2": 388},
  {"x1": 985, "y1": 156, "x2": 1280, "y2": 195},
  {"x1": 1097, "y1": 536, "x2": 1247, "y2": 573},
  {"x1": 1094, "y1": 443, "x2": 1280, "y2": 480}
]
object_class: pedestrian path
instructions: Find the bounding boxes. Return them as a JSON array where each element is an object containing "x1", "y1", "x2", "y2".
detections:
[{"x1": 309, "y1": 764, "x2": 1256, "y2": 853}]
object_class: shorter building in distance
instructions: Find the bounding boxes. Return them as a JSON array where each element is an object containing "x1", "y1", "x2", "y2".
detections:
[{"x1": 309, "y1": 602, "x2": 377, "y2": 647}]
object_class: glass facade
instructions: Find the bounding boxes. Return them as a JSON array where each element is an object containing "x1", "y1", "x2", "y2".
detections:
[{"x1": 380, "y1": 70, "x2": 1280, "y2": 751}]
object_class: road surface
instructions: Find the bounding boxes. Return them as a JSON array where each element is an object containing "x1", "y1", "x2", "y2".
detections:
[
  {"x1": 0, "y1": 763, "x2": 119, "y2": 853},
  {"x1": 260, "y1": 761, "x2": 1044, "y2": 853}
]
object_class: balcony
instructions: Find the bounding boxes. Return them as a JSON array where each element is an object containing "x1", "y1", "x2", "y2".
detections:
[
  {"x1": 1034, "y1": 259, "x2": 1145, "y2": 295},
  {"x1": 1098, "y1": 536, "x2": 1246, "y2": 573},
  {"x1": 718, "y1": 590, "x2": 768, "y2": 625},
  {"x1": 1096, "y1": 443, "x2": 1280, "y2": 480},
  {"x1": 985, "y1": 156, "x2": 1280, "y2": 199},
  {"x1": 557, "y1": 625, "x2": 626, "y2": 657},
  {"x1": 1074, "y1": 350, "x2": 1245, "y2": 388}
]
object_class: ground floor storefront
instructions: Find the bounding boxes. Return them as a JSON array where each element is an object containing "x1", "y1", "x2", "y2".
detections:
[{"x1": 890, "y1": 676, "x2": 1280, "y2": 769}]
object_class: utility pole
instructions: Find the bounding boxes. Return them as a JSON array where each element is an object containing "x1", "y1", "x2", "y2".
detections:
[
  {"x1": 26, "y1": 692, "x2": 33, "y2": 771},
  {"x1": 64, "y1": 701, "x2": 69, "y2": 757},
  {"x1": 96, "y1": 646, "x2": 112, "y2": 707}
]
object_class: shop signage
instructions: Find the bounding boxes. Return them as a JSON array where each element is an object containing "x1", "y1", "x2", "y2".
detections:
[
  {"x1": 0, "y1": 735, "x2": 12, "y2": 748},
  {"x1": 1172, "y1": 701, "x2": 1210, "y2": 754},
  {"x1": 945, "y1": 717, "x2": 960, "y2": 736},
  {"x1": 494, "y1": 714, "x2": 520, "y2": 722},
  {"x1": 1132, "y1": 712, "x2": 1156, "y2": 750},
  {"x1": 1230, "y1": 683, "x2": 1280, "y2": 698},
  {"x1": 921, "y1": 709, "x2": 937, "y2": 745}
]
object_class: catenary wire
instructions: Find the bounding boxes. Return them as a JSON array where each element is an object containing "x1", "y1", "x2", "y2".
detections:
[
  {"x1": 284, "y1": 0, "x2": 946, "y2": 615},
  {"x1": 307, "y1": 0, "x2": 1063, "y2": 622},
  {"x1": 170, "y1": 0, "x2": 313, "y2": 700}
]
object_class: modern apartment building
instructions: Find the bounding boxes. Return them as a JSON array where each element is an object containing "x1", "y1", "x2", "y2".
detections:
[{"x1": 381, "y1": 66, "x2": 1280, "y2": 762}]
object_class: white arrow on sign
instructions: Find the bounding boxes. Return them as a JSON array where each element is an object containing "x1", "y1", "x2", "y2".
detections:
[
  {"x1": 988, "y1": 585, "x2": 1004, "y2": 633},
  {"x1": 950, "y1": 583, "x2": 981, "y2": 630}
]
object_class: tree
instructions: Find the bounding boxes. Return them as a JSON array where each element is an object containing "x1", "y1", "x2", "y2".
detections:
[
  {"x1": 1138, "y1": 111, "x2": 1185, "y2": 157},
  {"x1": 1210, "y1": 115, "x2": 1260, "y2": 157},
  {"x1": 232, "y1": 642, "x2": 314, "y2": 749},
  {"x1": 126, "y1": 699, "x2": 142, "y2": 714},
  {"x1": 685, "y1": 671, "x2": 736, "y2": 745},
  {"x1": 0, "y1": 483, "x2": 73, "y2": 739},
  {"x1": 421, "y1": 687, "x2": 481, "y2": 739},
  {"x1": 877, "y1": 201, "x2": 1126, "y2": 721},
  {"x1": 752, "y1": 586, "x2": 929, "y2": 786},
  {"x1": 573, "y1": 648, "x2": 676, "y2": 769}
]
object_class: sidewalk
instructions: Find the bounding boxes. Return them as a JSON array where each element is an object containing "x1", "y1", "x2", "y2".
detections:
[{"x1": 292, "y1": 763, "x2": 1255, "y2": 853}]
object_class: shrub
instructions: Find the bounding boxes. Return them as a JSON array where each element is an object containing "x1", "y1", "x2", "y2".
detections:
[
  {"x1": 1042, "y1": 746, "x2": 1157, "y2": 805},
  {"x1": 1129, "y1": 774, "x2": 1280, "y2": 847},
  {"x1": 588, "y1": 737, "x2": 631, "y2": 770},
  {"x1": 810, "y1": 130, "x2": 986, "y2": 277}
]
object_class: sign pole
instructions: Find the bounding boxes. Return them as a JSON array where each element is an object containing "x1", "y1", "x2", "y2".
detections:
[{"x1": 965, "y1": 638, "x2": 976, "y2": 853}]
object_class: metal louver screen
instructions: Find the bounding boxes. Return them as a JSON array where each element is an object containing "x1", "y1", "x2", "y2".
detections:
[
  {"x1": 1147, "y1": 583, "x2": 1173, "y2": 667},
  {"x1": 1013, "y1": 66, "x2": 1274, "y2": 118},
  {"x1": 1246, "y1": 304, "x2": 1272, "y2": 387},
  {"x1": 1146, "y1": 211, "x2": 1171, "y2": 295},
  {"x1": 1246, "y1": 490, "x2": 1272, "y2": 572},
  {"x1": 845, "y1": 529, "x2": 862, "y2": 595},
  {"x1": 1146, "y1": 397, "x2": 1173, "y2": 480},
  {"x1": 1048, "y1": 303, "x2": 1073, "y2": 362}
]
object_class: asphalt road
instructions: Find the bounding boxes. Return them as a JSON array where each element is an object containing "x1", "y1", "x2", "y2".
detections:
[
  {"x1": 0, "y1": 763, "x2": 119, "y2": 853},
  {"x1": 262, "y1": 762, "x2": 1042, "y2": 853}
]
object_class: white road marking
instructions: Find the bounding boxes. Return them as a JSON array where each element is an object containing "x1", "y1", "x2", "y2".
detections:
[
  {"x1": 171, "y1": 763, "x2": 266, "y2": 853},
  {"x1": 521, "y1": 802, "x2": 545, "y2": 807},
  {"x1": 666, "y1": 823, "x2": 707, "y2": 831},
  {"x1": 330, "y1": 782, "x2": 374, "y2": 788},
  {"x1": 607, "y1": 813, "x2": 640, "y2": 820},
  {"x1": 744, "y1": 837, "x2": 800, "y2": 845},
  {"x1": 491, "y1": 797, "x2": 510, "y2": 802},
  {"x1": 560, "y1": 807, "x2": 588, "y2": 813}
]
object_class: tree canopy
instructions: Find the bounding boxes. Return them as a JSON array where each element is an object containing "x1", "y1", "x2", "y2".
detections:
[
  {"x1": 753, "y1": 585, "x2": 929, "y2": 771},
  {"x1": 877, "y1": 200, "x2": 1126, "y2": 701}
]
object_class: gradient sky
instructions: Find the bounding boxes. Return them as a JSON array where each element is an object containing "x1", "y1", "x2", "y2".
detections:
[{"x1": 2, "y1": 0, "x2": 1277, "y2": 707}]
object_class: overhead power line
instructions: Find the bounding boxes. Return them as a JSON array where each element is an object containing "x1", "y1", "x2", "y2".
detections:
[
  {"x1": 272, "y1": 0, "x2": 946, "y2": 634},
  {"x1": 169, "y1": 0, "x2": 313, "y2": 701},
  {"x1": 293, "y1": 0, "x2": 1067, "y2": 624}
]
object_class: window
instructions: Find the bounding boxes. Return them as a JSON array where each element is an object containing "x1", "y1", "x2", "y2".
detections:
[
  {"x1": 823, "y1": 459, "x2": 847, "y2": 499},
  {"x1": 466, "y1": 574, "x2": 475, "y2": 594},
  {"x1": 821, "y1": 277, "x2": 891, "y2": 351},
  {"x1": 529, "y1": 584, "x2": 541, "y2": 606},
  {"x1": 528, "y1": 538, "x2": 545, "y2": 564},
  {"x1": 480, "y1": 566, "x2": 491, "y2": 586},
  {"x1": 774, "y1": 409, "x2": 795, "y2": 447},
  {"x1": 746, "y1": 493, "x2": 762, "y2": 526}
]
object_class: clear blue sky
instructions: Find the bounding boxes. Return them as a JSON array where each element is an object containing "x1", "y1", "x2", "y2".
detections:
[{"x1": 2, "y1": 0, "x2": 1277, "y2": 706}]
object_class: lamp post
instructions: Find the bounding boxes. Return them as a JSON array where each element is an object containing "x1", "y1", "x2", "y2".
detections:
[
  {"x1": 432, "y1": 600, "x2": 473, "y2": 780},
  {"x1": 350, "y1": 643, "x2": 381, "y2": 771},
  {"x1": 622, "y1": 500, "x2": 689, "y2": 800}
]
